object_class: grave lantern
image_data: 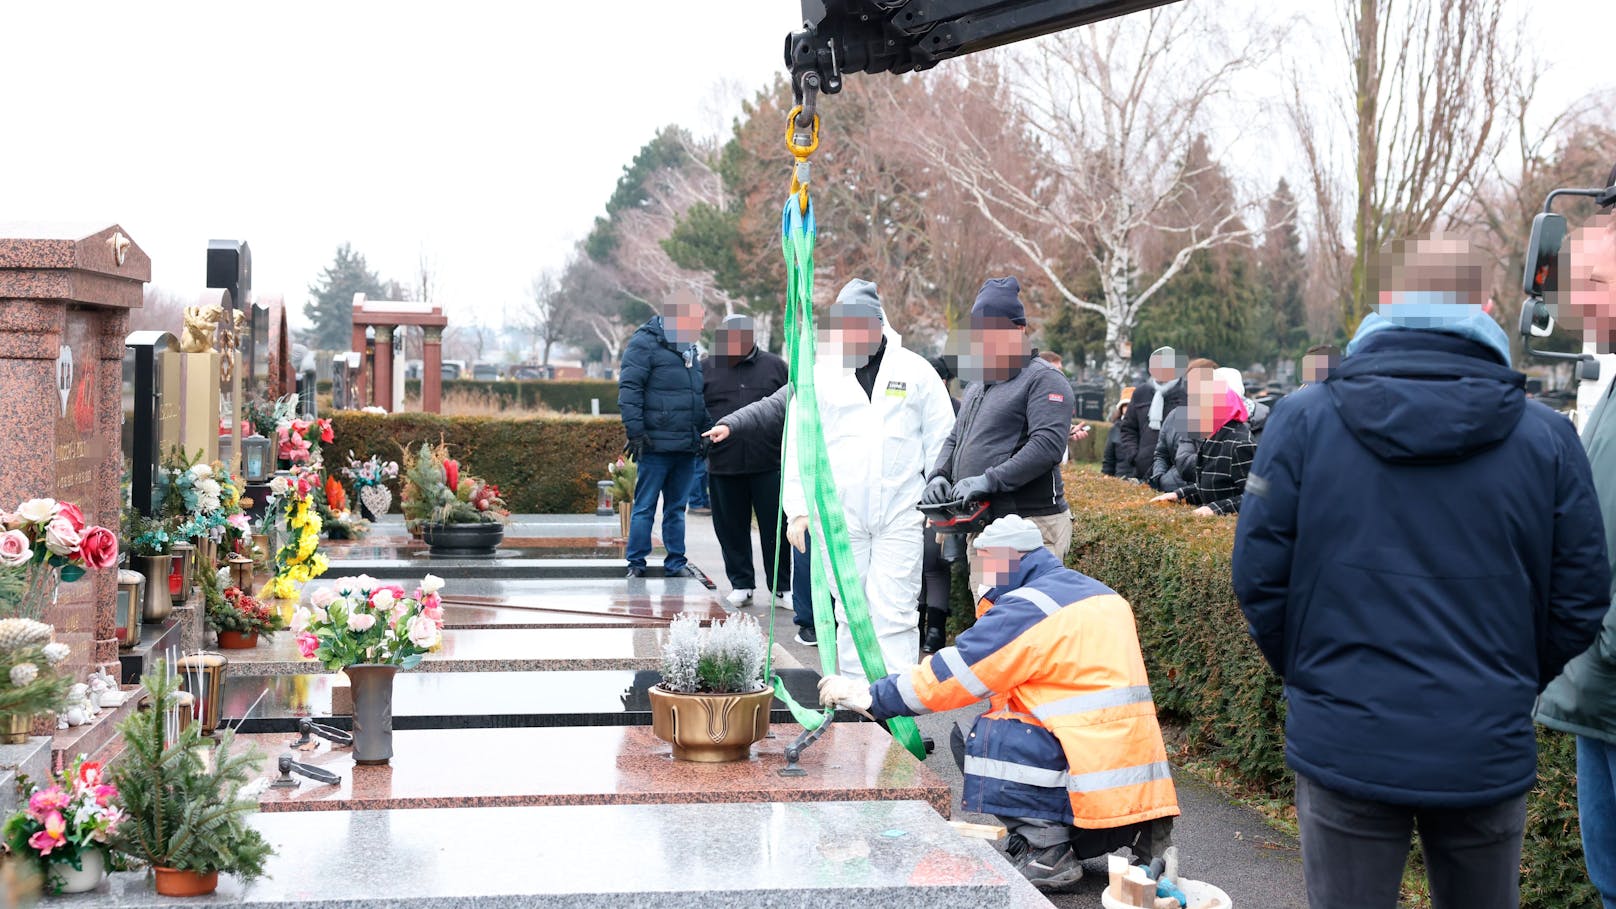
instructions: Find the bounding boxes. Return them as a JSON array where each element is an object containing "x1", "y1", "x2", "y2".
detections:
[
  {"x1": 241, "y1": 433, "x2": 272, "y2": 482},
  {"x1": 168, "y1": 542, "x2": 195, "y2": 606},
  {"x1": 176, "y1": 653, "x2": 226, "y2": 737},
  {"x1": 596, "y1": 480, "x2": 615, "y2": 516},
  {"x1": 116, "y1": 569, "x2": 144, "y2": 648}
]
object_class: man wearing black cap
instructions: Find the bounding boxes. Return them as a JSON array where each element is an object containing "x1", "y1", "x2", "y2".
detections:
[
  {"x1": 699, "y1": 315, "x2": 790, "y2": 608},
  {"x1": 922, "y1": 276, "x2": 1076, "y2": 598}
]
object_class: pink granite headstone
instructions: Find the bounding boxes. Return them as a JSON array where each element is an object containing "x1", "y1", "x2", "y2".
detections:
[{"x1": 0, "y1": 223, "x2": 150, "y2": 679}]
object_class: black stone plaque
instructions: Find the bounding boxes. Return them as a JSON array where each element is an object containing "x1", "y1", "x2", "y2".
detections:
[{"x1": 124, "y1": 331, "x2": 180, "y2": 516}]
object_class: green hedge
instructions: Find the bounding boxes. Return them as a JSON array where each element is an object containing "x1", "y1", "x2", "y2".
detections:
[
  {"x1": 399, "y1": 379, "x2": 621, "y2": 414},
  {"x1": 1060, "y1": 467, "x2": 1596, "y2": 908},
  {"x1": 1068, "y1": 419, "x2": 1111, "y2": 463},
  {"x1": 328, "y1": 413, "x2": 625, "y2": 514}
]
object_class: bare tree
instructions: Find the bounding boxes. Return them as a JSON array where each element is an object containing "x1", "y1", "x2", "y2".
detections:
[
  {"x1": 526, "y1": 269, "x2": 576, "y2": 366},
  {"x1": 130, "y1": 286, "x2": 188, "y2": 335},
  {"x1": 1297, "y1": 0, "x2": 1513, "y2": 330},
  {"x1": 902, "y1": 8, "x2": 1274, "y2": 393}
]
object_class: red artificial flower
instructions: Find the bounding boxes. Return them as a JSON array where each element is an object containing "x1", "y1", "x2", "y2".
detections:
[
  {"x1": 78, "y1": 526, "x2": 119, "y2": 570},
  {"x1": 76, "y1": 761, "x2": 104, "y2": 790},
  {"x1": 56, "y1": 502, "x2": 85, "y2": 534},
  {"x1": 443, "y1": 459, "x2": 460, "y2": 492},
  {"x1": 324, "y1": 476, "x2": 347, "y2": 511},
  {"x1": 318, "y1": 419, "x2": 334, "y2": 444}
]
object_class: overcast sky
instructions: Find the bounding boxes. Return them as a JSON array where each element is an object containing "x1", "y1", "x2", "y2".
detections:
[{"x1": 0, "y1": 1, "x2": 1609, "y2": 333}]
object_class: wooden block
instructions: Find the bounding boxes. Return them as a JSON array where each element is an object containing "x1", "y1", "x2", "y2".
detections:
[{"x1": 947, "y1": 821, "x2": 1006, "y2": 840}]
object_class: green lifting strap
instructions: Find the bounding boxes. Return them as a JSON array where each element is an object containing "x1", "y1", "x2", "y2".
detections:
[{"x1": 763, "y1": 189, "x2": 926, "y2": 762}]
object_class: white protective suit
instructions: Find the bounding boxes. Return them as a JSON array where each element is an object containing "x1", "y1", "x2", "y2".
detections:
[{"x1": 783, "y1": 325, "x2": 954, "y2": 680}]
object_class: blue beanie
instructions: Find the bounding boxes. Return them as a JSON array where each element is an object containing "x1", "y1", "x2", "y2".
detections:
[{"x1": 971, "y1": 277, "x2": 1025, "y2": 326}]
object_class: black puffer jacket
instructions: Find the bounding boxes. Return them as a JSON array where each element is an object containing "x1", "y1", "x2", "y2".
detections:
[
  {"x1": 1117, "y1": 380, "x2": 1187, "y2": 480},
  {"x1": 1149, "y1": 407, "x2": 1198, "y2": 494},
  {"x1": 618, "y1": 317, "x2": 710, "y2": 454},
  {"x1": 701, "y1": 346, "x2": 788, "y2": 475}
]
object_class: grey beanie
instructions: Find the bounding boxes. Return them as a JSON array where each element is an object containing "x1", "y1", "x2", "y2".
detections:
[
  {"x1": 974, "y1": 515, "x2": 1043, "y2": 553},
  {"x1": 720, "y1": 314, "x2": 755, "y2": 331},
  {"x1": 832, "y1": 278, "x2": 885, "y2": 324}
]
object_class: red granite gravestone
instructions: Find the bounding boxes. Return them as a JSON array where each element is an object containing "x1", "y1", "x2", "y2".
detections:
[{"x1": 0, "y1": 223, "x2": 150, "y2": 680}]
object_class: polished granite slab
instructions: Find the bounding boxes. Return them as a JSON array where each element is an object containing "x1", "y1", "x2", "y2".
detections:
[
  {"x1": 55, "y1": 801, "x2": 1046, "y2": 908},
  {"x1": 306, "y1": 576, "x2": 721, "y2": 602},
  {"x1": 440, "y1": 591, "x2": 727, "y2": 625},
  {"x1": 323, "y1": 556, "x2": 713, "y2": 585},
  {"x1": 222, "y1": 668, "x2": 860, "y2": 733},
  {"x1": 440, "y1": 604, "x2": 653, "y2": 629},
  {"x1": 325, "y1": 541, "x2": 625, "y2": 561},
  {"x1": 218, "y1": 626, "x2": 664, "y2": 676},
  {"x1": 251, "y1": 723, "x2": 950, "y2": 815}
]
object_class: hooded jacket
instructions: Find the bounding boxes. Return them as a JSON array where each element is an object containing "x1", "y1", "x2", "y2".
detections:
[
  {"x1": 617, "y1": 316, "x2": 710, "y2": 454},
  {"x1": 930, "y1": 357, "x2": 1074, "y2": 518},
  {"x1": 1117, "y1": 381, "x2": 1187, "y2": 480},
  {"x1": 1232, "y1": 328, "x2": 1609, "y2": 807},
  {"x1": 701, "y1": 345, "x2": 788, "y2": 475},
  {"x1": 1149, "y1": 407, "x2": 1198, "y2": 493}
]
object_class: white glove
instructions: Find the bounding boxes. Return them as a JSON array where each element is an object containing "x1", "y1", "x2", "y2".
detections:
[{"x1": 817, "y1": 674, "x2": 873, "y2": 713}]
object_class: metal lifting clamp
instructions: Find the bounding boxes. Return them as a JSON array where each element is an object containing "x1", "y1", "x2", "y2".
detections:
[{"x1": 778, "y1": 708, "x2": 837, "y2": 777}]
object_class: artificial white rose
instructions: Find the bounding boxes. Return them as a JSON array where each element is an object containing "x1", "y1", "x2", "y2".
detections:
[
  {"x1": 346, "y1": 612, "x2": 377, "y2": 632},
  {"x1": 420, "y1": 573, "x2": 445, "y2": 595},
  {"x1": 44, "y1": 518, "x2": 81, "y2": 557},
  {"x1": 371, "y1": 589, "x2": 395, "y2": 611},
  {"x1": 290, "y1": 607, "x2": 312, "y2": 634},
  {"x1": 14, "y1": 498, "x2": 57, "y2": 525}
]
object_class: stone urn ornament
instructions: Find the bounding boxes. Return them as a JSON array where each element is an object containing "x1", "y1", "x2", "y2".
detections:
[{"x1": 650, "y1": 613, "x2": 772, "y2": 762}]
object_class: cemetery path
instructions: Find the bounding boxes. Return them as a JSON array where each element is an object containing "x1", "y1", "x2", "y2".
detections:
[{"x1": 683, "y1": 511, "x2": 1308, "y2": 908}]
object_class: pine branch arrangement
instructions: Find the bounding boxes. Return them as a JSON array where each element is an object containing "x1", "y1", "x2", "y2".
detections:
[
  {"x1": 0, "y1": 619, "x2": 71, "y2": 720},
  {"x1": 107, "y1": 665, "x2": 273, "y2": 880}
]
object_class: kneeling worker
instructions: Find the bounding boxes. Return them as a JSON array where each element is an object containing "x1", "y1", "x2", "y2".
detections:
[{"x1": 818, "y1": 515, "x2": 1179, "y2": 890}]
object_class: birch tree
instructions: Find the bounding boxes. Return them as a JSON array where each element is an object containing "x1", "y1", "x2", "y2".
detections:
[{"x1": 901, "y1": 7, "x2": 1273, "y2": 394}]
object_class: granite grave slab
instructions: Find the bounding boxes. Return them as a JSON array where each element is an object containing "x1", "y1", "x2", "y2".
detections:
[
  {"x1": 250, "y1": 723, "x2": 950, "y2": 815},
  {"x1": 54, "y1": 801, "x2": 1044, "y2": 908},
  {"x1": 216, "y1": 626, "x2": 664, "y2": 676}
]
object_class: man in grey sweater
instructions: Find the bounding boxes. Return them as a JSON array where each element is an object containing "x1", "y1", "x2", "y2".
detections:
[{"x1": 920, "y1": 277, "x2": 1075, "y2": 595}]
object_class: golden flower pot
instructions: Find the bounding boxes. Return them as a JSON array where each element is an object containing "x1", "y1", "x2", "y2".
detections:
[
  {"x1": 649, "y1": 686, "x2": 773, "y2": 763},
  {"x1": 176, "y1": 652, "x2": 227, "y2": 736},
  {"x1": 0, "y1": 713, "x2": 32, "y2": 745}
]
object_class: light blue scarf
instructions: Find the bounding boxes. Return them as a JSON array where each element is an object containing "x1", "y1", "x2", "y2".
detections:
[{"x1": 1347, "y1": 293, "x2": 1512, "y2": 366}]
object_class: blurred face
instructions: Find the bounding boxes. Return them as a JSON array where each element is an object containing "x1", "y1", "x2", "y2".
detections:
[
  {"x1": 1301, "y1": 352, "x2": 1339, "y2": 385},
  {"x1": 1187, "y1": 368, "x2": 1222, "y2": 434},
  {"x1": 974, "y1": 547, "x2": 1023, "y2": 589},
  {"x1": 1562, "y1": 214, "x2": 1616, "y2": 352},
  {"x1": 1150, "y1": 350, "x2": 1185, "y2": 385},
  {"x1": 717, "y1": 327, "x2": 755, "y2": 358},
  {"x1": 828, "y1": 309, "x2": 884, "y2": 366},
  {"x1": 662, "y1": 302, "x2": 705, "y2": 344},
  {"x1": 968, "y1": 319, "x2": 1031, "y2": 380}
]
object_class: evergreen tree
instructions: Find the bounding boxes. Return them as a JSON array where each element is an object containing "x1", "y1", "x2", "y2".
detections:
[
  {"x1": 1255, "y1": 179, "x2": 1309, "y2": 370},
  {"x1": 303, "y1": 244, "x2": 388, "y2": 351},
  {"x1": 1133, "y1": 244, "x2": 1264, "y2": 369},
  {"x1": 585, "y1": 128, "x2": 691, "y2": 263}
]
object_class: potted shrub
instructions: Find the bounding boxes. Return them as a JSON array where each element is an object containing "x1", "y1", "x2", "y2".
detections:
[
  {"x1": 0, "y1": 618, "x2": 72, "y2": 743},
  {"x1": 650, "y1": 613, "x2": 772, "y2": 762},
  {"x1": 400, "y1": 442, "x2": 509, "y2": 556},
  {"x1": 208, "y1": 586, "x2": 284, "y2": 650},
  {"x1": 291, "y1": 574, "x2": 446, "y2": 764},
  {"x1": 108, "y1": 664, "x2": 272, "y2": 897},
  {"x1": 2, "y1": 758, "x2": 126, "y2": 893}
]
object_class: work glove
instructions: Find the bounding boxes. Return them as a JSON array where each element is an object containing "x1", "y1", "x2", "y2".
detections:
[
  {"x1": 787, "y1": 516, "x2": 810, "y2": 553},
  {"x1": 951, "y1": 474, "x2": 992, "y2": 504},
  {"x1": 921, "y1": 475, "x2": 954, "y2": 507},
  {"x1": 818, "y1": 674, "x2": 874, "y2": 713},
  {"x1": 624, "y1": 437, "x2": 646, "y2": 461}
]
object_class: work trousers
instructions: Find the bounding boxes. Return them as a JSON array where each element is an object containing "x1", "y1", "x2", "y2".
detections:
[
  {"x1": 625, "y1": 452, "x2": 695, "y2": 573},
  {"x1": 813, "y1": 509, "x2": 922, "y2": 680},
  {"x1": 1579, "y1": 736, "x2": 1616, "y2": 907},
  {"x1": 1295, "y1": 773, "x2": 1527, "y2": 909},
  {"x1": 966, "y1": 509, "x2": 1074, "y2": 592},
  {"x1": 708, "y1": 469, "x2": 790, "y2": 594}
]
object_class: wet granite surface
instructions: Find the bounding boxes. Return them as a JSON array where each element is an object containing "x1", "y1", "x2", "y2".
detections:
[
  {"x1": 53, "y1": 801, "x2": 1041, "y2": 908},
  {"x1": 250, "y1": 723, "x2": 950, "y2": 815},
  {"x1": 217, "y1": 626, "x2": 664, "y2": 676},
  {"x1": 221, "y1": 668, "x2": 862, "y2": 733}
]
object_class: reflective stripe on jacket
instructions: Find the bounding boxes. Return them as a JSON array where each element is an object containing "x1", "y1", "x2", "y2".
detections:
[{"x1": 869, "y1": 547, "x2": 1179, "y2": 828}]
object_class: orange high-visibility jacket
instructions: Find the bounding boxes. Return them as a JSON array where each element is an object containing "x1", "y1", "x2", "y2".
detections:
[{"x1": 869, "y1": 547, "x2": 1179, "y2": 828}]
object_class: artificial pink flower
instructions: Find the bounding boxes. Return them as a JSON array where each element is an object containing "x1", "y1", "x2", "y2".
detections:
[
  {"x1": 27, "y1": 787, "x2": 69, "y2": 821},
  {"x1": 55, "y1": 502, "x2": 85, "y2": 534},
  {"x1": 78, "y1": 526, "x2": 119, "y2": 570},
  {"x1": 28, "y1": 811, "x2": 65, "y2": 855},
  {"x1": 43, "y1": 517, "x2": 81, "y2": 558},
  {"x1": 92, "y1": 784, "x2": 118, "y2": 808},
  {"x1": 0, "y1": 529, "x2": 32, "y2": 568},
  {"x1": 346, "y1": 612, "x2": 376, "y2": 633},
  {"x1": 294, "y1": 632, "x2": 320, "y2": 659},
  {"x1": 422, "y1": 604, "x2": 444, "y2": 626},
  {"x1": 406, "y1": 614, "x2": 440, "y2": 649}
]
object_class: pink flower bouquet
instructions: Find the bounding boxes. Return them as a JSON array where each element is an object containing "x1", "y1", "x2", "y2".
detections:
[
  {"x1": 291, "y1": 574, "x2": 446, "y2": 671},
  {"x1": 2, "y1": 757, "x2": 124, "y2": 890},
  {"x1": 0, "y1": 498, "x2": 118, "y2": 620}
]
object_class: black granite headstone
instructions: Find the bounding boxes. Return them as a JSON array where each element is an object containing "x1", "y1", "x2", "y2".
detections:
[{"x1": 123, "y1": 331, "x2": 180, "y2": 516}]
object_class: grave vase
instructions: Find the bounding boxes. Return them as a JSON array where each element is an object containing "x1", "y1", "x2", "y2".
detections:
[
  {"x1": 617, "y1": 501, "x2": 631, "y2": 540},
  {"x1": 344, "y1": 664, "x2": 397, "y2": 765},
  {"x1": 649, "y1": 686, "x2": 773, "y2": 763},
  {"x1": 136, "y1": 554, "x2": 173, "y2": 622},
  {"x1": 52, "y1": 848, "x2": 106, "y2": 894},
  {"x1": 0, "y1": 712, "x2": 32, "y2": 745}
]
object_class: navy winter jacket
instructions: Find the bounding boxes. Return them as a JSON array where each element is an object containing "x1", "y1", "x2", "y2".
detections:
[
  {"x1": 617, "y1": 317, "x2": 710, "y2": 454},
  {"x1": 1232, "y1": 329, "x2": 1608, "y2": 807}
]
